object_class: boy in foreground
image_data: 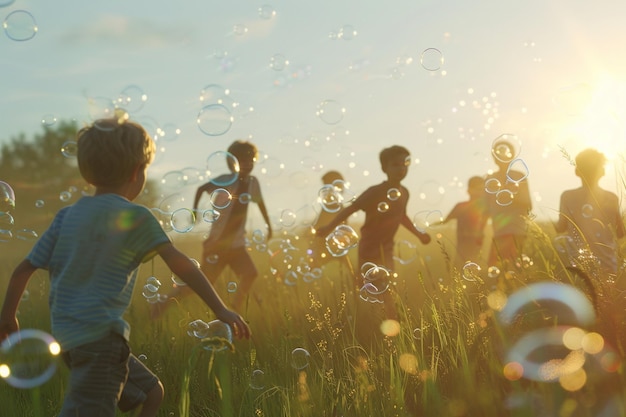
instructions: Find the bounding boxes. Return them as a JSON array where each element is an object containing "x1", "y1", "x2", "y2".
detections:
[{"x1": 0, "y1": 119, "x2": 250, "y2": 417}]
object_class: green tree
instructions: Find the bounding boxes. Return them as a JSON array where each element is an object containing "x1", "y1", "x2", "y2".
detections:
[{"x1": 0, "y1": 120, "x2": 159, "y2": 233}]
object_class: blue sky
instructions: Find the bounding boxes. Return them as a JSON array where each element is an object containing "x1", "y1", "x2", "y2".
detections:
[{"x1": 3, "y1": 0, "x2": 626, "y2": 228}]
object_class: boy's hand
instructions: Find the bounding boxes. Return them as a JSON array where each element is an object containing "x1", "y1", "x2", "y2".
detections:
[
  {"x1": 216, "y1": 309, "x2": 251, "y2": 340},
  {"x1": 418, "y1": 232, "x2": 431, "y2": 245},
  {"x1": 0, "y1": 317, "x2": 19, "y2": 343}
]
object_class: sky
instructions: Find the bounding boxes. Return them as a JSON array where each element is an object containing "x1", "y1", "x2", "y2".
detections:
[{"x1": 3, "y1": 0, "x2": 626, "y2": 230}]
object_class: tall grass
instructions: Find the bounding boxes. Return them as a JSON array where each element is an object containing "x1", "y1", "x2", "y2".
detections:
[{"x1": 1, "y1": 222, "x2": 626, "y2": 416}]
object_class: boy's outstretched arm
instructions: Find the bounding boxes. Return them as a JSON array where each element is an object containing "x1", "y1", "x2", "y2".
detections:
[
  {"x1": 401, "y1": 214, "x2": 431, "y2": 244},
  {"x1": 157, "y1": 243, "x2": 251, "y2": 339},
  {"x1": 314, "y1": 205, "x2": 357, "y2": 238},
  {"x1": 0, "y1": 260, "x2": 38, "y2": 342},
  {"x1": 193, "y1": 182, "x2": 217, "y2": 212}
]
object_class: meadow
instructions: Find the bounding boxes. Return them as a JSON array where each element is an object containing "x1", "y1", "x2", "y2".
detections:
[{"x1": 1, "y1": 214, "x2": 626, "y2": 417}]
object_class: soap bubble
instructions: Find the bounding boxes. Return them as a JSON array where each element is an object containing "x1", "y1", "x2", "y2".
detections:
[{"x1": 0, "y1": 329, "x2": 60, "y2": 389}]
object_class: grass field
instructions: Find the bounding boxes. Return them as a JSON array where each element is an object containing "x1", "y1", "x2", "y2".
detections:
[{"x1": 1, "y1": 219, "x2": 626, "y2": 416}]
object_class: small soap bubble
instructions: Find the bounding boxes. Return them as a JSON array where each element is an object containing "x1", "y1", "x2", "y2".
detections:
[
  {"x1": 387, "y1": 188, "x2": 401, "y2": 201},
  {"x1": 258, "y1": 4, "x2": 276, "y2": 19},
  {"x1": 462, "y1": 262, "x2": 482, "y2": 282},
  {"x1": 202, "y1": 209, "x2": 221, "y2": 223},
  {"x1": 487, "y1": 265, "x2": 501, "y2": 278},
  {"x1": 581, "y1": 204, "x2": 594, "y2": 218},
  {"x1": 316, "y1": 100, "x2": 345, "y2": 125},
  {"x1": 61, "y1": 141, "x2": 78, "y2": 158},
  {"x1": 270, "y1": 53, "x2": 288, "y2": 71},
  {"x1": 210, "y1": 188, "x2": 233, "y2": 210},
  {"x1": 484, "y1": 178, "x2": 501, "y2": 194},
  {"x1": 491, "y1": 134, "x2": 521, "y2": 163},
  {"x1": 239, "y1": 193, "x2": 252, "y2": 204},
  {"x1": 0, "y1": 181, "x2": 16, "y2": 212},
  {"x1": 291, "y1": 348, "x2": 311, "y2": 369},
  {"x1": 495, "y1": 189, "x2": 514, "y2": 206},
  {"x1": 227, "y1": 281, "x2": 238, "y2": 293},
  {"x1": 232, "y1": 23, "x2": 248, "y2": 37},
  {"x1": 59, "y1": 191, "x2": 72, "y2": 203},
  {"x1": 171, "y1": 274, "x2": 187, "y2": 287},
  {"x1": 280, "y1": 209, "x2": 297, "y2": 227},
  {"x1": 250, "y1": 369, "x2": 265, "y2": 389},
  {"x1": 20, "y1": 290, "x2": 29, "y2": 302},
  {"x1": 138, "y1": 354, "x2": 148, "y2": 361},
  {"x1": 200, "y1": 320, "x2": 233, "y2": 352},
  {"x1": 3, "y1": 10, "x2": 38, "y2": 42},
  {"x1": 325, "y1": 224, "x2": 359, "y2": 257},
  {"x1": 170, "y1": 208, "x2": 195, "y2": 233},
  {"x1": 338, "y1": 24, "x2": 357, "y2": 40},
  {"x1": 420, "y1": 48, "x2": 443, "y2": 71},
  {"x1": 251, "y1": 229, "x2": 265, "y2": 244},
  {"x1": 197, "y1": 104, "x2": 234, "y2": 136},
  {"x1": 206, "y1": 151, "x2": 239, "y2": 187},
  {"x1": 318, "y1": 184, "x2": 343, "y2": 213},
  {"x1": 377, "y1": 202, "x2": 390, "y2": 213},
  {"x1": 41, "y1": 114, "x2": 57, "y2": 127},
  {"x1": 206, "y1": 254, "x2": 219, "y2": 264},
  {"x1": 116, "y1": 85, "x2": 147, "y2": 114},
  {"x1": 187, "y1": 319, "x2": 210, "y2": 338},
  {"x1": 15, "y1": 229, "x2": 38, "y2": 241}
]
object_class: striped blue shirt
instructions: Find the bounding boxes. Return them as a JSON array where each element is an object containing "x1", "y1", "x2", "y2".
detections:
[{"x1": 27, "y1": 194, "x2": 170, "y2": 351}]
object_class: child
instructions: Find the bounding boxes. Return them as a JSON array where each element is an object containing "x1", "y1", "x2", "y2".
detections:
[
  {"x1": 0, "y1": 119, "x2": 250, "y2": 417},
  {"x1": 309, "y1": 170, "x2": 348, "y2": 268},
  {"x1": 484, "y1": 139, "x2": 532, "y2": 267},
  {"x1": 442, "y1": 175, "x2": 488, "y2": 266},
  {"x1": 160, "y1": 140, "x2": 272, "y2": 312},
  {"x1": 555, "y1": 148, "x2": 625, "y2": 276},
  {"x1": 316, "y1": 145, "x2": 430, "y2": 320}
]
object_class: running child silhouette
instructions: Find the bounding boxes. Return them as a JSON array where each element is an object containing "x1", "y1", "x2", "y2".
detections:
[
  {"x1": 316, "y1": 145, "x2": 430, "y2": 322},
  {"x1": 555, "y1": 148, "x2": 625, "y2": 277}
]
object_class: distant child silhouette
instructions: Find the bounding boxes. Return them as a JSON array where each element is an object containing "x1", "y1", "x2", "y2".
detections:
[
  {"x1": 485, "y1": 138, "x2": 532, "y2": 267},
  {"x1": 442, "y1": 175, "x2": 488, "y2": 266},
  {"x1": 316, "y1": 145, "x2": 430, "y2": 322},
  {"x1": 555, "y1": 148, "x2": 625, "y2": 277}
]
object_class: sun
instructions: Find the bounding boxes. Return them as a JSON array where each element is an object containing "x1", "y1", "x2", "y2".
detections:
[{"x1": 556, "y1": 75, "x2": 626, "y2": 162}]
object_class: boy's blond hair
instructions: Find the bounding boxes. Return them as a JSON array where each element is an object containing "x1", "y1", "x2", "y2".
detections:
[{"x1": 77, "y1": 119, "x2": 155, "y2": 186}]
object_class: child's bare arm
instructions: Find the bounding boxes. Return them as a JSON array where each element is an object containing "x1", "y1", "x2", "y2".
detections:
[
  {"x1": 315, "y1": 205, "x2": 357, "y2": 237},
  {"x1": 0, "y1": 260, "x2": 38, "y2": 342},
  {"x1": 157, "y1": 243, "x2": 251, "y2": 339},
  {"x1": 401, "y1": 214, "x2": 431, "y2": 244}
]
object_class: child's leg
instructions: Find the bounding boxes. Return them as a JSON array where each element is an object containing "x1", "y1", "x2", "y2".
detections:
[
  {"x1": 119, "y1": 354, "x2": 163, "y2": 417},
  {"x1": 59, "y1": 333, "x2": 129, "y2": 417},
  {"x1": 230, "y1": 248, "x2": 258, "y2": 311}
]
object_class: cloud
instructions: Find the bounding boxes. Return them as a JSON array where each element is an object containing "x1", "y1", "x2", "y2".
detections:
[{"x1": 58, "y1": 14, "x2": 193, "y2": 48}]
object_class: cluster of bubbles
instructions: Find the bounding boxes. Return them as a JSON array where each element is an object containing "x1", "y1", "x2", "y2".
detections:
[
  {"x1": 0, "y1": 180, "x2": 39, "y2": 243},
  {"x1": 324, "y1": 224, "x2": 359, "y2": 257},
  {"x1": 141, "y1": 276, "x2": 167, "y2": 304},
  {"x1": 186, "y1": 319, "x2": 233, "y2": 352},
  {"x1": 486, "y1": 135, "x2": 530, "y2": 207},
  {"x1": 358, "y1": 262, "x2": 393, "y2": 303},
  {"x1": 269, "y1": 234, "x2": 324, "y2": 286},
  {"x1": 0, "y1": 329, "x2": 61, "y2": 389}
]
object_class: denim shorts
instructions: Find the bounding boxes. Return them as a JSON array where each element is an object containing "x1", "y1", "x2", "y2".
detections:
[{"x1": 59, "y1": 332, "x2": 159, "y2": 416}]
